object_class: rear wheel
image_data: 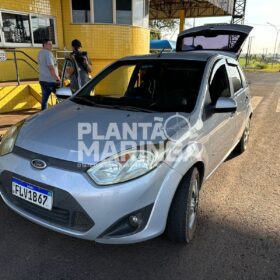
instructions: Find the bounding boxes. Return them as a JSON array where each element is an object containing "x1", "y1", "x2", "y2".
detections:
[
  {"x1": 166, "y1": 167, "x2": 200, "y2": 243},
  {"x1": 236, "y1": 118, "x2": 251, "y2": 154}
]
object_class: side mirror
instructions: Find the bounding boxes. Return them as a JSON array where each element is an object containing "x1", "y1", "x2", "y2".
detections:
[
  {"x1": 55, "y1": 87, "x2": 72, "y2": 100},
  {"x1": 214, "y1": 97, "x2": 237, "y2": 113}
]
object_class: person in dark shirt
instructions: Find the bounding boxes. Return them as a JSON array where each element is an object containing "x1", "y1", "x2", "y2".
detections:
[{"x1": 67, "y1": 39, "x2": 92, "y2": 92}]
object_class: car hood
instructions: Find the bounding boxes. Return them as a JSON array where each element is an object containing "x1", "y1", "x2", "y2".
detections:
[{"x1": 16, "y1": 100, "x2": 191, "y2": 165}]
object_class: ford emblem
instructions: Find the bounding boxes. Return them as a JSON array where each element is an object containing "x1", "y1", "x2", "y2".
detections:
[{"x1": 31, "y1": 159, "x2": 47, "y2": 170}]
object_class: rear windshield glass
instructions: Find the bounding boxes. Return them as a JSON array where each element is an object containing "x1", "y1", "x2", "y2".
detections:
[
  {"x1": 72, "y1": 60, "x2": 206, "y2": 113},
  {"x1": 181, "y1": 35, "x2": 241, "y2": 51}
]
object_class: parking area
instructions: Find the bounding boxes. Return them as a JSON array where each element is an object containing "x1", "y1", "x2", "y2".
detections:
[
  {"x1": 0, "y1": 72, "x2": 279, "y2": 280},
  {"x1": 0, "y1": 109, "x2": 39, "y2": 137}
]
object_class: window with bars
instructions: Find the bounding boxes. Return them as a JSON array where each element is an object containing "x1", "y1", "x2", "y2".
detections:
[
  {"x1": 72, "y1": 0, "x2": 91, "y2": 23},
  {"x1": 70, "y1": 0, "x2": 149, "y2": 27},
  {"x1": 0, "y1": 10, "x2": 57, "y2": 47}
]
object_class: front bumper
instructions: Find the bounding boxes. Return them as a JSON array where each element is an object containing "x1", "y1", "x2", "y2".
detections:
[
  {"x1": 1, "y1": 171, "x2": 94, "y2": 232},
  {"x1": 0, "y1": 150, "x2": 182, "y2": 244}
]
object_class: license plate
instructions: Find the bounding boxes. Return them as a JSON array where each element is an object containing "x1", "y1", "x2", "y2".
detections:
[{"x1": 12, "y1": 178, "x2": 53, "y2": 210}]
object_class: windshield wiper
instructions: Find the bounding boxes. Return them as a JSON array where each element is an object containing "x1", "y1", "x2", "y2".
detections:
[
  {"x1": 71, "y1": 97, "x2": 156, "y2": 112},
  {"x1": 71, "y1": 97, "x2": 114, "y2": 109},
  {"x1": 111, "y1": 105, "x2": 156, "y2": 113},
  {"x1": 71, "y1": 96, "x2": 96, "y2": 106}
]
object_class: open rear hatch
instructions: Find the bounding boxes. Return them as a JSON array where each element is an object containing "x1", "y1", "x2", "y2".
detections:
[{"x1": 176, "y1": 24, "x2": 253, "y2": 57}]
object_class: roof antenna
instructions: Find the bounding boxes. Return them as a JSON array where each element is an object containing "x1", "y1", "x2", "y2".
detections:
[{"x1": 158, "y1": 47, "x2": 166, "y2": 58}]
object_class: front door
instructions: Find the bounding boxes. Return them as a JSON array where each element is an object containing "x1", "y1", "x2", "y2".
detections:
[
  {"x1": 202, "y1": 60, "x2": 236, "y2": 173},
  {"x1": 60, "y1": 57, "x2": 80, "y2": 93}
]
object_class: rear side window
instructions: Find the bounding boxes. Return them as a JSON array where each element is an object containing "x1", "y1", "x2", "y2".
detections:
[
  {"x1": 228, "y1": 65, "x2": 243, "y2": 93},
  {"x1": 238, "y1": 66, "x2": 248, "y2": 87}
]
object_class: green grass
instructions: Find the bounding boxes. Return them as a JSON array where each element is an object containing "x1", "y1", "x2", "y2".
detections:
[
  {"x1": 239, "y1": 57, "x2": 246, "y2": 67},
  {"x1": 239, "y1": 58, "x2": 280, "y2": 72}
]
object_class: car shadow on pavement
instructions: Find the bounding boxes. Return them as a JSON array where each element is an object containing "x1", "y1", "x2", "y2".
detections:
[{"x1": 0, "y1": 200, "x2": 279, "y2": 280}]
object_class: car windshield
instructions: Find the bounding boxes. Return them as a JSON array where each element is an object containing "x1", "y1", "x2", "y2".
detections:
[{"x1": 72, "y1": 60, "x2": 206, "y2": 113}]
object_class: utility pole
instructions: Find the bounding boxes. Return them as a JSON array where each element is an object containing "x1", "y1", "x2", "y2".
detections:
[
  {"x1": 245, "y1": 37, "x2": 253, "y2": 67},
  {"x1": 262, "y1": 48, "x2": 266, "y2": 63},
  {"x1": 267, "y1": 22, "x2": 280, "y2": 66}
]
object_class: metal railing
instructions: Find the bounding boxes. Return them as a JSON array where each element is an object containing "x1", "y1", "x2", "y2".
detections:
[
  {"x1": 0, "y1": 49, "x2": 39, "y2": 85},
  {"x1": 0, "y1": 49, "x2": 71, "y2": 85},
  {"x1": 55, "y1": 50, "x2": 72, "y2": 73}
]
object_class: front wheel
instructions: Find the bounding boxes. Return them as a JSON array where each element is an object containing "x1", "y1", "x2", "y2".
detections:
[{"x1": 166, "y1": 167, "x2": 200, "y2": 243}]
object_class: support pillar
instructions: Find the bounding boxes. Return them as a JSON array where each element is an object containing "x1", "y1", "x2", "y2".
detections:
[{"x1": 179, "y1": 9, "x2": 186, "y2": 33}]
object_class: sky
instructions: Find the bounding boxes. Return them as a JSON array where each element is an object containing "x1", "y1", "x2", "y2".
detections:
[{"x1": 162, "y1": 0, "x2": 280, "y2": 54}]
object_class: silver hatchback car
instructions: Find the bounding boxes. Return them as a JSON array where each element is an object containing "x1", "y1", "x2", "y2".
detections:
[{"x1": 0, "y1": 24, "x2": 253, "y2": 244}]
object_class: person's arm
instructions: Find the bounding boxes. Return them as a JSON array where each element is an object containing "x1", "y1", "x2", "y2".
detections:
[
  {"x1": 86, "y1": 63, "x2": 92, "y2": 73},
  {"x1": 46, "y1": 52, "x2": 60, "y2": 81},
  {"x1": 84, "y1": 56, "x2": 92, "y2": 73},
  {"x1": 48, "y1": 65, "x2": 61, "y2": 81}
]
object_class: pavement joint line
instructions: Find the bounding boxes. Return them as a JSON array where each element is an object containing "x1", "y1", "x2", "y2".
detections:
[
  {"x1": 271, "y1": 81, "x2": 280, "y2": 113},
  {"x1": 251, "y1": 96, "x2": 263, "y2": 111},
  {"x1": 276, "y1": 98, "x2": 280, "y2": 113}
]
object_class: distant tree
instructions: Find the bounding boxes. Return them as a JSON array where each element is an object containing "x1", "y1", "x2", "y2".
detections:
[
  {"x1": 150, "y1": 29, "x2": 161, "y2": 40},
  {"x1": 149, "y1": 19, "x2": 178, "y2": 40}
]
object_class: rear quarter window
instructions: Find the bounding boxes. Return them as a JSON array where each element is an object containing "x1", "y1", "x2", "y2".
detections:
[
  {"x1": 228, "y1": 65, "x2": 243, "y2": 93},
  {"x1": 238, "y1": 66, "x2": 248, "y2": 87}
]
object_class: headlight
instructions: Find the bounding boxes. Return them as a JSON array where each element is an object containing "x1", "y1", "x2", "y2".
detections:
[
  {"x1": 87, "y1": 149, "x2": 163, "y2": 185},
  {"x1": 0, "y1": 121, "x2": 24, "y2": 156}
]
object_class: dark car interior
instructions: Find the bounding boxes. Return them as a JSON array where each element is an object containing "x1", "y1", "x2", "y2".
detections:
[{"x1": 74, "y1": 60, "x2": 206, "y2": 113}]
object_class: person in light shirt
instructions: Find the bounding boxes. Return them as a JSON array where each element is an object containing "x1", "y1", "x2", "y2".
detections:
[{"x1": 38, "y1": 38, "x2": 60, "y2": 110}]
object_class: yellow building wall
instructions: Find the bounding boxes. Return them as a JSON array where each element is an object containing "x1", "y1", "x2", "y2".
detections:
[
  {"x1": 0, "y1": 49, "x2": 49, "y2": 82},
  {"x1": 0, "y1": 0, "x2": 64, "y2": 82},
  {"x1": 0, "y1": 0, "x2": 150, "y2": 82},
  {"x1": 61, "y1": 0, "x2": 150, "y2": 76},
  {"x1": 95, "y1": 65, "x2": 136, "y2": 96},
  {"x1": 0, "y1": 0, "x2": 150, "y2": 112}
]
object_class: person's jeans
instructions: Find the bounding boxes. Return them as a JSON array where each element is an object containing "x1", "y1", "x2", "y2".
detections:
[{"x1": 39, "y1": 81, "x2": 57, "y2": 110}]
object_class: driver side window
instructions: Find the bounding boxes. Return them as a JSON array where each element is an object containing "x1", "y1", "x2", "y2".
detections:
[{"x1": 209, "y1": 64, "x2": 231, "y2": 104}]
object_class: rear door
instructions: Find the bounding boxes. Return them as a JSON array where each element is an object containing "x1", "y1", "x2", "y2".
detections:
[
  {"x1": 176, "y1": 24, "x2": 253, "y2": 58},
  {"x1": 226, "y1": 59, "x2": 250, "y2": 144}
]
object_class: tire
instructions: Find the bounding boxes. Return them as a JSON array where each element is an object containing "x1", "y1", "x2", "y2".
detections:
[
  {"x1": 166, "y1": 167, "x2": 200, "y2": 243},
  {"x1": 236, "y1": 118, "x2": 251, "y2": 154}
]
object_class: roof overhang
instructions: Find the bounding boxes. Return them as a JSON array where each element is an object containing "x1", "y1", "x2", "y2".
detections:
[{"x1": 150, "y1": 0, "x2": 234, "y2": 20}]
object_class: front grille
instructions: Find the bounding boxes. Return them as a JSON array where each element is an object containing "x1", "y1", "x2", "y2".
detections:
[
  {"x1": 14, "y1": 197, "x2": 70, "y2": 226},
  {"x1": 0, "y1": 171, "x2": 94, "y2": 232}
]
